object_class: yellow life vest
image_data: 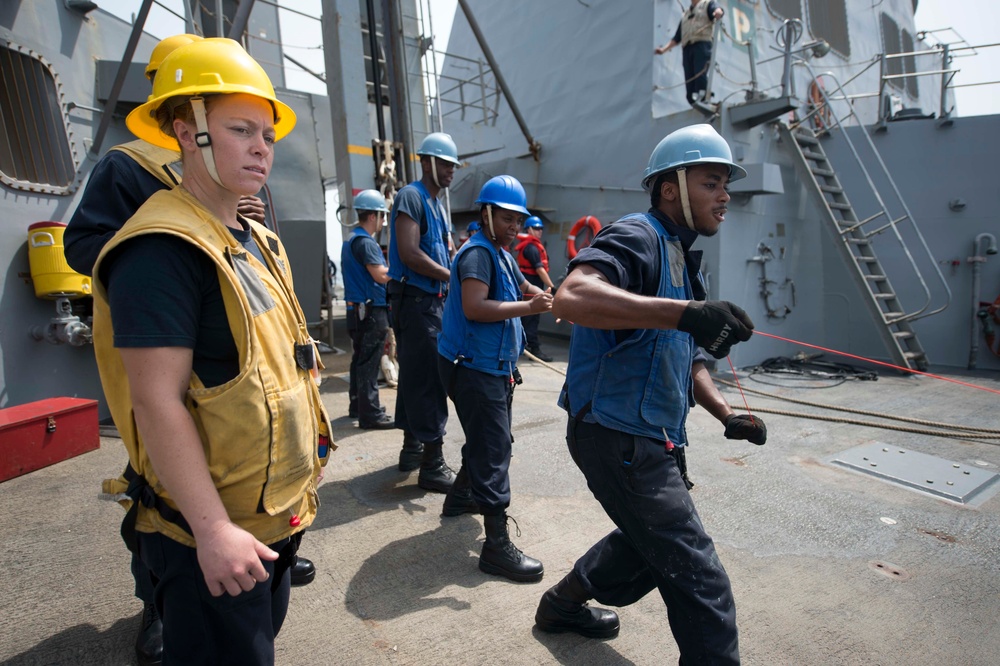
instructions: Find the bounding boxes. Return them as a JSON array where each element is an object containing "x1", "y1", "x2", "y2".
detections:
[
  {"x1": 93, "y1": 187, "x2": 334, "y2": 547},
  {"x1": 109, "y1": 139, "x2": 182, "y2": 189}
]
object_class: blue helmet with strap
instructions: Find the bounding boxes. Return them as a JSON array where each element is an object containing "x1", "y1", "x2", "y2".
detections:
[
  {"x1": 641, "y1": 124, "x2": 747, "y2": 192},
  {"x1": 524, "y1": 215, "x2": 544, "y2": 229},
  {"x1": 475, "y1": 175, "x2": 530, "y2": 216},
  {"x1": 467, "y1": 221, "x2": 481, "y2": 232},
  {"x1": 354, "y1": 189, "x2": 389, "y2": 213},
  {"x1": 416, "y1": 132, "x2": 460, "y2": 166}
]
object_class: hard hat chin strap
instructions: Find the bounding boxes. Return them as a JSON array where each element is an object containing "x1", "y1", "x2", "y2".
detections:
[
  {"x1": 676, "y1": 167, "x2": 696, "y2": 231},
  {"x1": 486, "y1": 204, "x2": 496, "y2": 241},
  {"x1": 190, "y1": 97, "x2": 225, "y2": 189},
  {"x1": 430, "y1": 156, "x2": 440, "y2": 189}
]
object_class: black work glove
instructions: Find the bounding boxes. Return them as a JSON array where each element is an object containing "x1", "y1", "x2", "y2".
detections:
[
  {"x1": 677, "y1": 300, "x2": 754, "y2": 359},
  {"x1": 724, "y1": 414, "x2": 767, "y2": 445}
]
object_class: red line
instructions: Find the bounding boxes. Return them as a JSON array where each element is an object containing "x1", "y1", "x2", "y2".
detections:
[
  {"x1": 754, "y1": 331, "x2": 1000, "y2": 396},
  {"x1": 727, "y1": 356, "x2": 756, "y2": 422}
]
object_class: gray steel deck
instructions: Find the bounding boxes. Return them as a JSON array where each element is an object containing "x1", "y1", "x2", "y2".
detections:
[{"x1": 2, "y1": 313, "x2": 999, "y2": 665}]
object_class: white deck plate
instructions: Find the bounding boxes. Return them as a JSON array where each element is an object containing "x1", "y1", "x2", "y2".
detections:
[{"x1": 831, "y1": 442, "x2": 1000, "y2": 504}]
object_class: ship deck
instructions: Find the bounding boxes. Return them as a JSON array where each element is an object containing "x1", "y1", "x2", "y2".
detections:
[{"x1": 2, "y1": 311, "x2": 999, "y2": 665}]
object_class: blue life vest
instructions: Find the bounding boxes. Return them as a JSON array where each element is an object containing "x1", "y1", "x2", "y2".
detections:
[
  {"x1": 388, "y1": 180, "x2": 451, "y2": 295},
  {"x1": 560, "y1": 213, "x2": 696, "y2": 444},
  {"x1": 438, "y1": 232, "x2": 524, "y2": 377},
  {"x1": 341, "y1": 227, "x2": 386, "y2": 307}
]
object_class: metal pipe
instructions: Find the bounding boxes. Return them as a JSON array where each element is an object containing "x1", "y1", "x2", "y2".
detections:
[
  {"x1": 967, "y1": 233, "x2": 997, "y2": 369},
  {"x1": 89, "y1": 0, "x2": 154, "y2": 157},
  {"x1": 456, "y1": 0, "x2": 540, "y2": 159},
  {"x1": 381, "y1": 0, "x2": 414, "y2": 182},
  {"x1": 939, "y1": 43, "x2": 951, "y2": 121},
  {"x1": 746, "y1": 37, "x2": 760, "y2": 99},
  {"x1": 215, "y1": 0, "x2": 224, "y2": 37},
  {"x1": 226, "y1": 0, "x2": 256, "y2": 41},
  {"x1": 365, "y1": 0, "x2": 387, "y2": 142}
]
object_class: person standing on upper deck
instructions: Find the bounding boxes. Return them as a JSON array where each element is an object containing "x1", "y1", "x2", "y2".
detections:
[
  {"x1": 386, "y1": 132, "x2": 461, "y2": 493},
  {"x1": 655, "y1": 0, "x2": 725, "y2": 105}
]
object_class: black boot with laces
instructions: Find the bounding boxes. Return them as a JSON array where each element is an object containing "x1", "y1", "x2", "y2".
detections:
[{"x1": 479, "y1": 513, "x2": 544, "y2": 583}]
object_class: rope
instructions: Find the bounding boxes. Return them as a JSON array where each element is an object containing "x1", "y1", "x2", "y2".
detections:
[
  {"x1": 521, "y1": 349, "x2": 565, "y2": 375},
  {"x1": 756, "y1": 331, "x2": 1000, "y2": 397},
  {"x1": 725, "y1": 403, "x2": 1000, "y2": 443},
  {"x1": 716, "y1": 377, "x2": 1000, "y2": 435},
  {"x1": 519, "y1": 350, "x2": 999, "y2": 442}
]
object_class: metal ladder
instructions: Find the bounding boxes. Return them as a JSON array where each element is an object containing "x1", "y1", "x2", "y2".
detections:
[{"x1": 781, "y1": 122, "x2": 930, "y2": 370}]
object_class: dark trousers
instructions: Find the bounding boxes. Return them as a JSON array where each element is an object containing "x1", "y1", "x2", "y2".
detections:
[
  {"x1": 137, "y1": 531, "x2": 295, "y2": 666},
  {"x1": 439, "y1": 357, "x2": 512, "y2": 514},
  {"x1": 522, "y1": 274, "x2": 545, "y2": 349},
  {"x1": 566, "y1": 418, "x2": 739, "y2": 665},
  {"x1": 389, "y1": 288, "x2": 448, "y2": 444},
  {"x1": 132, "y1": 551, "x2": 156, "y2": 603},
  {"x1": 682, "y1": 41, "x2": 713, "y2": 104},
  {"x1": 348, "y1": 305, "x2": 389, "y2": 423}
]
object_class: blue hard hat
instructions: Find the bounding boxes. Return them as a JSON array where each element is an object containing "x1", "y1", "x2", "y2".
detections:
[
  {"x1": 353, "y1": 189, "x2": 389, "y2": 213},
  {"x1": 475, "y1": 175, "x2": 530, "y2": 216},
  {"x1": 524, "y1": 216, "x2": 544, "y2": 229},
  {"x1": 467, "y1": 221, "x2": 481, "y2": 232},
  {"x1": 416, "y1": 132, "x2": 460, "y2": 165},
  {"x1": 641, "y1": 124, "x2": 747, "y2": 192}
]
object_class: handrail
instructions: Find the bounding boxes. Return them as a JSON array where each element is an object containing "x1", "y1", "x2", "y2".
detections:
[
  {"x1": 421, "y1": 46, "x2": 500, "y2": 127},
  {"x1": 798, "y1": 61, "x2": 952, "y2": 323}
]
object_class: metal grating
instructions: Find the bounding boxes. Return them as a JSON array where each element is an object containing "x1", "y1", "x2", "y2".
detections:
[{"x1": 831, "y1": 442, "x2": 1000, "y2": 504}]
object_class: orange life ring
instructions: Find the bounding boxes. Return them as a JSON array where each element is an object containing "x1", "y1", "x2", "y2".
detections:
[{"x1": 567, "y1": 215, "x2": 602, "y2": 259}]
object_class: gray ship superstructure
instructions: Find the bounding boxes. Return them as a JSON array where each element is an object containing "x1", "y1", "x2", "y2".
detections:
[{"x1": 435, "y1": 0, "x2": 1000, "y2": 374}]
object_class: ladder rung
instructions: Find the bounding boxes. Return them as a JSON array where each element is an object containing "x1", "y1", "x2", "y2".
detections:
[
  {"x1": 811, "y1": 167, "x2": 835, "y2": 177},
  {"x1": 820, "y1": 184, "x2": 844, "y2": 194},
  {"x1": 846, "y1": 238, "x2": 870, "y2": 245},
  {"x1": 855, "y1": 255, "x2": 880, "y2": 262},
  {"x1": 829, "y1": 202, "x2": 852, "y2": 210},
  {"x1": 893, "y1": 331, "x2": 914, "y2": 340},
  {"x1": 883, "y1": 311, "x2": 904, "y2": 319},
  {"x1": 903, "y1": 351, "x2": 926, "y2": 360},
  {"x1": 864, "y1": 274, "x2": 887, "y2": 280},
  {"x1": 802, "y1": 150, "x2": 827, "y2": 161},
  {"x1": 795, "y1": 133, "x2": 820, "y2": 146},
  {"x1": 874, "y1": 293, "x2": 897, "y2": 300}
]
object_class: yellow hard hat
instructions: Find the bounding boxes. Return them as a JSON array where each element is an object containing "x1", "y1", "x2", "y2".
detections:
[
  {"x1": 145, "y1": 33, "x2": 203, "y2": 80},
  {"x1": 127, "y1": 38, "x2": 296, "y2": 150}
]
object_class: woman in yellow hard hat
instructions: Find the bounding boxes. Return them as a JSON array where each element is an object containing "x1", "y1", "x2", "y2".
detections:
[{"x1": 91, "y1": 37, "x2": 331, "y2": 665}]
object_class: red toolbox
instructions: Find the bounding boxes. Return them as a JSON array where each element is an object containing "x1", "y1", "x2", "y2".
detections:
[{"x1": 0, "y1": 397, "x2": 100, "y2": 482}]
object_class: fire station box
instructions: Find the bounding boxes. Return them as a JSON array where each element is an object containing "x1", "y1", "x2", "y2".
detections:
[{"x1": 0, "y1": 397, "x2": 99, "y2": 482}]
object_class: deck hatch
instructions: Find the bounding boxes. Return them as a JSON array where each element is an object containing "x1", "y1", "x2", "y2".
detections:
[{"x1": 831, "y1": 442, "x2": 1000, "y2": 504}]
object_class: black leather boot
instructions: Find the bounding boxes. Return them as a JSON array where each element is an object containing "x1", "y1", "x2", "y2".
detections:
[
  {"x1": 417, "y1": 441, "x2": 456, "y2": 493},
  {"x1": 535, "y1": 570, "x2": 620, "y2": 638},
  {"x1": 442, "y1": 463, "x2": 479, "y2": 517},
  {"x1": 289, "y1": 555, "x2": 316, "y2": 586},
  {"x1": 135, "y1": 602, "x2": 163, "y2": 666},
  {"x1": 479, "y1": 513, "x2": 544, "y2": 583},
  {"x1": 398, "y1": 432, "x2": 423, "y2": 472}
]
